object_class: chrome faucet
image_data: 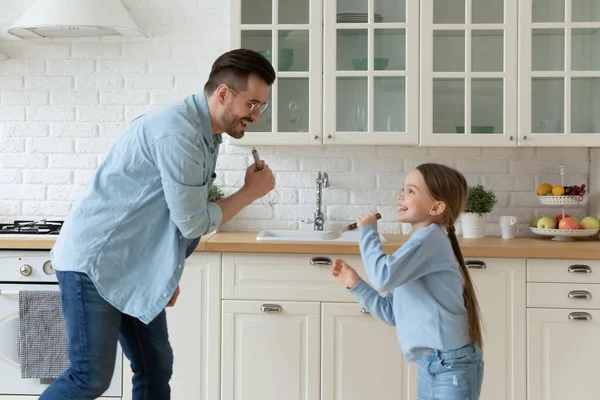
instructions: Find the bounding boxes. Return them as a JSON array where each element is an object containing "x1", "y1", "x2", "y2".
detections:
[{"x1": 301, "y1": 171, "x2": 330, "y2": 230}]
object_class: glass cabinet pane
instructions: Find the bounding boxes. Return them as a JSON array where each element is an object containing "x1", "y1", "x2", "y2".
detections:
[
  {"x1": 278, "y1": 30, "x2": 309, "y2": 72},
  {"x1": 374, "y1": 29, "x2": 405, "y2": 70},
  {"x1": 279, "y1": 0, "x2": 309, "y2": 24},
  {"x1": 374, "y1": 0, "x2": 406, "y2": 23},
  {"x1": 246, "y1": 91, "x2": 272, "y2": 133},
  {"x1": 433, "y1": 79, "x2": 465, "y2": 133},
  {"x1": 241, "y1": 0, "x2": 272, "y2": 24},
  {"x1": 278, "y1": 78, "x2": 309, "y2": 132},
  {"x1": 434, "y1": 0, "x2": 465, "y2": 24},
  {"x1": 374, "y1": 77, "x2": 406, "y2": 132},
  {"x1": 434, "y1": 31, "x2": 465, "y2": 72},
  {"x1": 532, "y1": 29, "x2": 564, "y2": 71},
  {"x1": 336, "y1": 0, "x2": 368, "y2": 20},
  {"x1": 337, "y1": 30, "x2": 368, "y2": 71},
  {"x1": 572, "y1": 29, "x2": 600, "y2": 71},
  {"x1": 471, "y1": 79, "x2": 503, "y2": 134},
  {"x1": 241, "y1": 30, "x2": 272, "y2": 57},
  {"x1": 532, "y1": 0, "x2": 565, "y2": 23},
  {"x1": 572, "y1": 77, "x2": 600, "y2": 133},
  {"x1": 336, "y1": 78, "x2": 368, "y2": 132},
  {"x1": 472, "y1": 30, "x2": 504, "y2": 72},
  {"x1": 472, "y1": 0, "x2": 504, "y2": 23},
  {"x1": 531, "y1": 78, "x2": 564, "y2": 133},
  {"x1": 572, "y1": 0, "x2": 600, "y2": 22}
]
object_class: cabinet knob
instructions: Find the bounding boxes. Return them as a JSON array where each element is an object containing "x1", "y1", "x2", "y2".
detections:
[
  {"x1": 313, "y1": 135, "x2": 319, "y2": 140},
  {"x1": 327, "y1": 134, "x2": 332, "y2": 139},
  {"x1": 260, "y1": 304, "x2": 282, "y2": 313},
  {"x1": 568, "y1": 312, "x2": 592, "y2": 321},
  {"x1": 522, "y1": 135, "x2": 528, "y2": 140},
  {"x1": 20, "y1": 264, "x2": 32, "y2": 276},
  {"x1": 465, "y1": 260, "x2": 487, "y2": 269},
  {"x1": 568, "y1": 264, "x2": 592, "y2": 274},
  {"x1": 310, "y1": 256, "x2": 332, "y2": 267},
  {"x1": 509, "y1": 136, "x2": 514, "y2": 141},
  {"x1": 360, "y1": 307, "x2": 370, "y2": 315},
  {"x1": 568, "y1": 290, "x2": 592, "y2": 300}
]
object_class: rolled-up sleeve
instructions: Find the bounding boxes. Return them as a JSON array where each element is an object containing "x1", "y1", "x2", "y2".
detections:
[{"x1": 150, "y1": 132, "x2": 222, "y2": 238}]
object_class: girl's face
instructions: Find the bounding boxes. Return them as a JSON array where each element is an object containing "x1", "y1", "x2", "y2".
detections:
[{"x1": 396, "y1": 169, "x2": 446, "y2": 230}]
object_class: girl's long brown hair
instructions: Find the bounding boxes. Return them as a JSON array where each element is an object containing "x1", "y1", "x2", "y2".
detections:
[{"x1": 416, "y1": 163, "x2": 484, "y2": 349}]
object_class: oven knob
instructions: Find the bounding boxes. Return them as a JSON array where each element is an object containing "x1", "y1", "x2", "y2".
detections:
[
  {"x1": 20, "y1": 264, "x2": 32, "y2": 276},
  {"x1": 43, "y1": 261, "x2": 55, "y2": 275}
]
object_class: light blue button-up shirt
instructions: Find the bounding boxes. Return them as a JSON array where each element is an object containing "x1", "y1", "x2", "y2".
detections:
[{"x1": 51, "y1": 93, "x2": 223, "y2": 324}]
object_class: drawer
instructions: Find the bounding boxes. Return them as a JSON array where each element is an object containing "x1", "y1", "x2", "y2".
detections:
[
  {"x1": 528, "y1": 282, "x2": 600, "y2": 309},
  {"x1": 527, "y1": 259, "x2": 600, "y2": 284},
  {"x1": 222, "y1": 252, "x2": 372, "y2": 302}
]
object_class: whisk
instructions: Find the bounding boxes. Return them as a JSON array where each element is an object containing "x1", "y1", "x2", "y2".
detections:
[{"x1": 252, "y1": 147, "x2": 279, "y2": 208}]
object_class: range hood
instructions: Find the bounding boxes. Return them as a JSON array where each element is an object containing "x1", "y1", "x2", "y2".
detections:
[{"x1": 8, "y1": 0, "x2": 144, "y2": 39}]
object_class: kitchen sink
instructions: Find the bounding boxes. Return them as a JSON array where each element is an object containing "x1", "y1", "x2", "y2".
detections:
[{"x1": 256, "y1": 229, "x2": 388, "y2": 243}]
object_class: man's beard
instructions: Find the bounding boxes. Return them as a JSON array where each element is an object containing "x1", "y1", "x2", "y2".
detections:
[{"x1": 223, "y1": 107, "x2": 252, "y2": 139}]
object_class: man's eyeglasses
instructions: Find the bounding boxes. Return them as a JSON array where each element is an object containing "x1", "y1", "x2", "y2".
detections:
[{"x1": 228, "y1": 86, "x2": 269, "y2": 114}]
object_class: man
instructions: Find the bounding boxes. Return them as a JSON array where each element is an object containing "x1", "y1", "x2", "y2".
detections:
[{"x1": 41, "y1": 48, "x2": 276, "y2": 399}]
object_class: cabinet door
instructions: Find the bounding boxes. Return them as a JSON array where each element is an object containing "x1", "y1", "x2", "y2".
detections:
[
  {"x1": 229, "y1": 0, "x2": 323, "y2": 145},
  {"x1": 323, "y1": 0, "x2": 419, "y2": 145},
  {"x1": 221, "y1": 300, "x2": 320, "y2": 400},
  {"x1": 321, "y1": 302, "x2": 416, "y2": 400},
  {"x1": 122, "y1": 252, "x2": 222, "y2": 400},
  {"x1": 420, "y1": 0, "x2": 518, "y2": 146},
  {"x1": 528, "y1": 309, "x2": 600, "y2": 399},
  {"x1": 465, "y1": 257, "x2": 526, "y2": 400},
  {"x1": 519, "y1": 0, "x2": 600, "y2": 146}
]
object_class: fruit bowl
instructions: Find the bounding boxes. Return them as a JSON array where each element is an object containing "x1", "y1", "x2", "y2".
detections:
[
  {"x1": 529, "y1": 227, "x2": 599, "y2": 241},
  {"x1": 537, "y1": 195, "x2": 588, "y2": 206}
]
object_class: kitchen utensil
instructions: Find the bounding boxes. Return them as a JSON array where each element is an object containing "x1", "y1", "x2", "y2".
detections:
[
  {"x1": 251, "y1": 147, "x2": 279, "y2": 208},
  {"x1": 252, "y1": 147, "x2": 263, "y2": 170},
  {"x1": 320, "y1": 213, "x2": 382, "y2": 240}
]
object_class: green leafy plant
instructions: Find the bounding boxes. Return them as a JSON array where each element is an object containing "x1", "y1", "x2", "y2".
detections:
[
  {"x1": 465, "y1": 184, "x2": 497, "y2": 216},
  {"x1": 208, "y1": 184, "x2": 224, "y2": 203}
]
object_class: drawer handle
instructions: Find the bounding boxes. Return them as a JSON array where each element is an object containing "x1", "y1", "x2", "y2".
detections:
[
  {"x1": 310, "y1": 257, "x2": 332, "y2": 267},
  {"x1": 260, "y1": 304, "x2": 282, "y2": 313},
  {"x1": 568, "y1": 290, "x2": 592, "y2": 300},
  {"x1": 360, "y1": 307, "x2": 370, "y2": 315},
  {"x1": 568, "y1": 312, "x2": 592, "y2": 321},
  {"x1": 465, "y1": 260, "x2": 487, "y2": 269},
  {"x1": 568, "y1": 264, "x2": 592, "y2": 274}
]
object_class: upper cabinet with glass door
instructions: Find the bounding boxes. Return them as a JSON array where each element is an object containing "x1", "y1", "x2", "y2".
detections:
[
  {"x1": 420, "y1": 0, "x2": 518, "y2": 147},
  {"x1": 322, "y1": 0, "x2": 419, "y2": 145},
  {"x1": 519, "y1": 0, "x2": 600, "y2": 146},
  {"x1": 230, "y1": 0, "x2": 323, "y2": 145}
]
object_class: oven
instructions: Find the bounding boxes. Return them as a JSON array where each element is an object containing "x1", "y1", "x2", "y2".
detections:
[{"x1": 0, "y1": 220, "x2": 122, "y2": 397}]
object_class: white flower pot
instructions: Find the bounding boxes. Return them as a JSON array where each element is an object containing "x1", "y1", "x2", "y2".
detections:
[{"x1": 461, "y1": 212, "x2": 488, "y2": 239}]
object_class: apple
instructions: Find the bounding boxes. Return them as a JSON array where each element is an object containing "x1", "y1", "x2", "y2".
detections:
[
  {"x1": 558, "y1": 217, "x2": 579, "y2": 230},
  {"x1": 579, "y1": 216, "x2": 600, "y2": 230},
  {"x1": 537, "y1": 216, "x2": 557, "y2": 229},
  {"x1": 529, "y1": 216, "x2": 541, "y2": 227},
  {"x1": 555, "y1": 213, "x2": 569, "y2": 223}
]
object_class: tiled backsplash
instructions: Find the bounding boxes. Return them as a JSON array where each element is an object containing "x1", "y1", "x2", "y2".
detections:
[{"x1": 0, "y1": 0, "x2": 593, "y2": 236}]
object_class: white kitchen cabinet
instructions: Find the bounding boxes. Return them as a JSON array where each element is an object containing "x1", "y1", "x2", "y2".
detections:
[
  {"x1": 321, "y1": 302, "x2": 417, "y2": 400},
  {"x1": 527, "y1": 258, "x2": 600, "y2": 400},
  {"x1": 465, "y1": 257, "x2": 527, "y2": 400},
  {"x1": 420, "y1": 0, "x2": 518, "y2": 147},
  {"x1": 220, "y1": 300, "x2": 321, "y2": 400},
  {"x1": 519, "y1": 0, "x2": 600, "y2": 146},
  {"x1": 121, "y1": 252, "x2": 222, "y2": 400}
]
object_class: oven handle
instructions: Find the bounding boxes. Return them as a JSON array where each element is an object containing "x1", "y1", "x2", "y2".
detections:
[{"x1": 0, "y1": 290, "x2": 19, "y2": 296}]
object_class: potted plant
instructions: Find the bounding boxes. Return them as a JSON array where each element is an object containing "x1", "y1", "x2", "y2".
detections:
[
  {"x1": 461, "y1": 184, "x2": 497, "y2": 239},
  {"x1": 208, "y1": 184, "x2": 224, "y2": 203}
]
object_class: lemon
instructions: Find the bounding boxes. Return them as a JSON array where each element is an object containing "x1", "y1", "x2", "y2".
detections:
[
  {"x1": 552, "y1": 185, "x2": 565, "y2": 196},
  {"x1": 536, "y1": 183, "x2": 553, "y2": 196}
]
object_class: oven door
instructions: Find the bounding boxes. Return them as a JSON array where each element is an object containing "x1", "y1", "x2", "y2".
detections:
[{"x1": 0, "y1": 284, "x2": 122, "y2": 397}]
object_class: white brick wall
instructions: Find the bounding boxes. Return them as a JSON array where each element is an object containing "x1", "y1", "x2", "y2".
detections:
[{"x1": 0, "y1": 0, "x2": 595, "y2": 237}]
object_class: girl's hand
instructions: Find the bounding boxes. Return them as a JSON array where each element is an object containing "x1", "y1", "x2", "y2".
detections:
[
  {"x1": 356, "y1": 212, "x2": 379, "y2": 228},
  {"x1": 332, "y1": 259, "x2": 361, "y2": 289}
]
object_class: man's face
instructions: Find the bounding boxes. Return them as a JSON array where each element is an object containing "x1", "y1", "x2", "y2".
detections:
[{"x1": 221, "y1": 75, "x2": 271, "y2": 139}]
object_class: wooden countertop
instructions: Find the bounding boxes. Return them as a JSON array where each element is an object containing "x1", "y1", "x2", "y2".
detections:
[{"x1": 1, "y1": 231, "x2": 599, "y2": 260}]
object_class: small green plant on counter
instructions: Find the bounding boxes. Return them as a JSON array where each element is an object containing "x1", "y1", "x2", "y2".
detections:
[
  {"x1": 208, "y1": 184, "x2": 224, "y2": 203},
  {"x1": 465, "y1": 184, "x2": 497, "y2": 216}
]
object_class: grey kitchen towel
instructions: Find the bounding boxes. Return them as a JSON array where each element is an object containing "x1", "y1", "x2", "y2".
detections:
[{"x1": 18, "y1": 290, "x2": 69, "y2": 379}]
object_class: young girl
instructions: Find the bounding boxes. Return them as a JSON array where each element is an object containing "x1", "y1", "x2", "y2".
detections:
[{"x1": 332, "y1": 163, "x2": 484, "y2": 400}]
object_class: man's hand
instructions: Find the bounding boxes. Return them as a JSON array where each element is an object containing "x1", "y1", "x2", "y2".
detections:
[
  {"x1": 242, "y1": 162, "x2": 275, "y2": 201},
  {"x1": 332, "y1": 259, "x2": 361, "y2": 289},
  {"x1": 166, "y1": 285, "x2": 180, "y2": 307}
]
